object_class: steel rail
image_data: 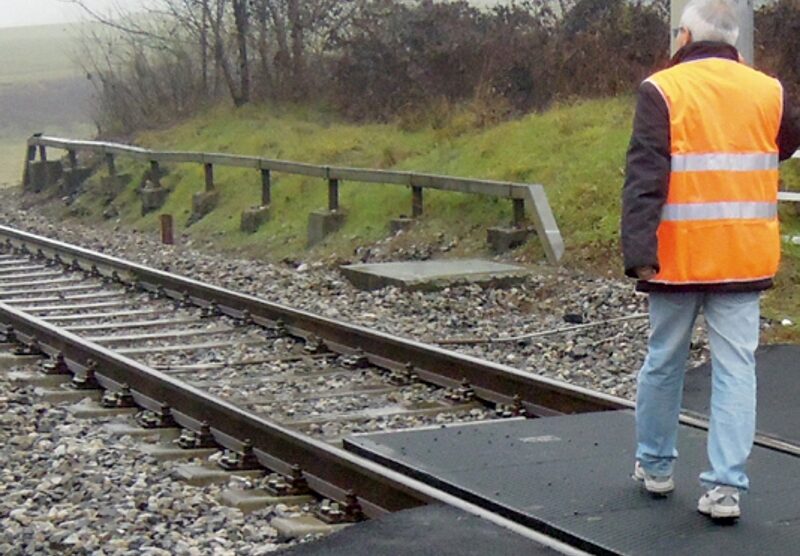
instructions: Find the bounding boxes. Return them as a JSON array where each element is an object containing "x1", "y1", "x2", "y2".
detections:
[
  {"x1": 0, "y1": 226, "x2": 800, "y2": 456},
  {"x1": 0, "y1": 300, "x2": 592, "y2": 556},
  {"x1": 0, "y1": 225, "x2": 630, "y2": 417},
  {"x1": 1, "y1": 225, "x2": 796, "y2": 457},
  {"x1": 0, "y1": 300, "x2": 426, "y2": 516}
]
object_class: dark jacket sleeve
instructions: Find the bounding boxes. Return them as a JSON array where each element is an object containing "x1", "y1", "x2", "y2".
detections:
[
  {"x1": 621, "y1": 82, "x2": 671, "y2": 278},
  {"x1": 778, "y1": 89, "x2": 800, "y2": 161}
]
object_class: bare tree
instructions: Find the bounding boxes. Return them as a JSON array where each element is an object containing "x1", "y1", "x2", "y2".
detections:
[{"x1": 232, "y1": 0, "x2": 251, "y2": 104}]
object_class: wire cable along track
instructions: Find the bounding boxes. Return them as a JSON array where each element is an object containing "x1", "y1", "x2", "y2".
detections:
[{"x1": 0, "y1": 224, "x2": 797, "y2": 554}]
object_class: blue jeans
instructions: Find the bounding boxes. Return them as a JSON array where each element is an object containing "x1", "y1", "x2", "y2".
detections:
[{"x1": 636, "y1": 291, "x2": 759, "y2": 490}]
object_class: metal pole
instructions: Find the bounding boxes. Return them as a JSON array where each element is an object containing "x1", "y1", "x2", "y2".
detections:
[
  {"x1": 671, "y1": 0, "x2": 754, "y2": 65},
  {"x1": 106, "y1": 153, "x2": 116, "y2": 177},
  {"x1": 328, "y1": 178, "x2": 339, "y2": 212},
  {"x1": 68, "y1": 150, "x2": 78, "y2": 171},
  {"x1": 160, "y1": 214, "x2": 174, "y2": 245},
  {"x1": 22, "y1": 145, "x2": 36, "y2": 187},
  {"x1": 412, "y1": 186, "x2": 423, "y2": 218},
  {"x1": 38, "y1": 146, "x2": 50, "y2": 186},
  {"x1": 512, "y1": 198, "x2": 526, "y2": 229},
  {"x1": 204, "y1": 163, "x2": 214, "y2": 192},
  {"x1": 261, "y1": 169, "x2": 271, "y2": 206}
]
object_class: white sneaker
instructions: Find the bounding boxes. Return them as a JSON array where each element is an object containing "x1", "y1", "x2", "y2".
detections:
[
  {"x1": 698, "y1": 486, "x2": 741, "y2": 520},
  {"x1": 633, "y1": 461, "x2": 675, "y2": 495}
]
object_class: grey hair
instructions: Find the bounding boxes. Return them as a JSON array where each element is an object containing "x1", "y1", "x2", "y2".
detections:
[{"x1": 680, "y1": 0, "x2": 740, "y2": 46}]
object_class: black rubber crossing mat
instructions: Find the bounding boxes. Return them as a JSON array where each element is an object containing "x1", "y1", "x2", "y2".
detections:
[
  {"x1": 684, "y1": 344, "x2": 800, "y2": 445},
  {"x1": 345, "y1": 413, "x2": 800, "y2": 556},
  {"x1": 281, "y1": 504, "x2": 560, "y2": 556}
]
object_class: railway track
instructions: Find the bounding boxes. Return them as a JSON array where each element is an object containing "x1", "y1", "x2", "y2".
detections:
[{"x1": 0, "y1": 224, "x2": 796, "y2": 553}]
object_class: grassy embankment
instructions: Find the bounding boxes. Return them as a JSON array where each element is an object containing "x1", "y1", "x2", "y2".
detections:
[
  {"x1": 63, "y1": 98, "x2": 800, "y2": 341},
  {"x1": 79, "y1": 99, "x2": 638, "y2": 262},
  {"x1": 0, "y1": 23, "x2": 95, "y2": 186}
]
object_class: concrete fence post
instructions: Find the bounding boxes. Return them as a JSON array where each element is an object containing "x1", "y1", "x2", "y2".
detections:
[{"x1": 160, "y1": 214, "x2": 174, "y2": 245}]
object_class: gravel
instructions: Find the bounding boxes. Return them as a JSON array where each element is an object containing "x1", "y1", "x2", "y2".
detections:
[
  {"x1": 0, "y1": 191, "x2": 716, "y2": 402},
  {"x1": 0, "y1": 363, "x2": 297, "y2": 556},
  {"x1": 0, "y1": 190, "x2": 728, "y2": 555}
]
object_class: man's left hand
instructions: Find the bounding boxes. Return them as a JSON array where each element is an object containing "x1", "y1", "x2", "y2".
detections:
[{"x1": 635, "y1": 266, "x2": 657, "y2": 280}]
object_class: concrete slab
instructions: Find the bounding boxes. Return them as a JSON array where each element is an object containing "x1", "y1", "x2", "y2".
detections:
[
  {"x1": 103, "y1": 422, "x2": 180, "y2": 441},
  {"x1": 35, "y1": 386, "x2": 103, "y2": 404},
  {"x1": 142, "y1": 445, "x2": 218, "y2": 463},
  {"x1": 8, "y1": 370, "x2": 70, "y2": 387},
  {"x1": 173, "y1": 464, "x2": 263, "y2": 486},
  {"x1": 141, "y1": 185, "x2": 169, "y2": 215},
  {"x1": 190, "y1": 190, "x2": 219, "y2": 222},
  {"x1": 61, "y1": 167, "x2": 93, "y2": 196},
  {"x1": 487, "y1": 227, "x2": 531, "y2": 254},
  {"x1": 26, "y1": 161, "x2": 63, "y2": 193},
  {"x1": 308, "y1": 211, "x2": 346, "y2": 246},
  {"x1": 684, "y1": 344, "x2": 800, "y2": 447},
  {"x1": 346, "y1": 412, "x2": 800, "y2": 556},
  {"x1": 0, "y1": 354, "x2": 41, "y2": 371},
  {"x1": 271, "y1": 515, "x2": 348, "y2": 541},
  {"x1": 219, "y1": 488, "x2": 313, "y2": 513},
  {"x1": 281, "y1": 505, "x2": 560, "y2": 555},
  {"x1": 67, "y1": 400, "x2": 138, "y2": 419},
  {"x1": 340, "y1": 259, "x2": 529, "y2": 291},
  {"x1": 389, "y1": 217, "x2": 415, "y2": 234},
  {"x1": 241, "y1": 205, "x2": 270, "y2": 233}
]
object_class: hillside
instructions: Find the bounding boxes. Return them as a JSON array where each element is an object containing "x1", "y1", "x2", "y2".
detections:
[
  {"x1": 36, "y1": 98, "x2": 800, "y2": 339},
  {"x1": 75, "y1": 99, "x2": 637, "y2": 259}
]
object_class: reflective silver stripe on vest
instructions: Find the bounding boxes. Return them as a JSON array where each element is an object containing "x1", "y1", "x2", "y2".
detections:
[
  {"x1": 661, "y1": 202, "x2": 777, "y2": 222},
  {"x1": 671, "y1": 153, "x2": 778, "y2": 172}
]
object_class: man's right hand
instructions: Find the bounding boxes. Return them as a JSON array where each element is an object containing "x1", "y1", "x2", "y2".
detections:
[{"x1": 635, "y1": 266, "x2": 657, "y2": 281}]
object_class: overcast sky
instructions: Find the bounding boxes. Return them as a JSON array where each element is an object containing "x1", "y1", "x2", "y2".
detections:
[
  {"x1": 0, "y1": 0, "x2": 147, "y2": 29},
  {"x1": 0, "y1": 0, "x2": 513, "y2": 29},
  {"x1": 0, "y1": 1, "x2": 775, "y2": 30}
]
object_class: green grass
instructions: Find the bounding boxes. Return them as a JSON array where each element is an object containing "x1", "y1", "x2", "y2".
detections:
[
  {"x1": 75, "y1": 98, "x2": 635, "y2": 257},
  {"x1": 58, "y1": 98, "x2": 800, "y2": 341}
]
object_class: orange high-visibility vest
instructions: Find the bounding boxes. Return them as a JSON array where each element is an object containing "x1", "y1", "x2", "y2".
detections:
[{"x1": 645, "y1": 58, "x2": 783, "y2": 285}]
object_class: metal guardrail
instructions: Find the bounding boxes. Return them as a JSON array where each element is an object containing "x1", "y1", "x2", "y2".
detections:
[{"x1": 23, "y1": 135, "x2": 565, "y2": 263}]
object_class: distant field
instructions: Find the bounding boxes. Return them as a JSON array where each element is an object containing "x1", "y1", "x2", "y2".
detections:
[
  {"x1": 0, "y1": 23, "x2": 96, "y2": 186},
  {"x1": 0, "y1": 24, "x2": 90, "y2": 86}
]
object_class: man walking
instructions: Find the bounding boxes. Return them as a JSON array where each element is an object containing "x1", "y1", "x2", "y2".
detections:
[{"x1": 622, "y1": 0, "x2": 800, "y2": 520}]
